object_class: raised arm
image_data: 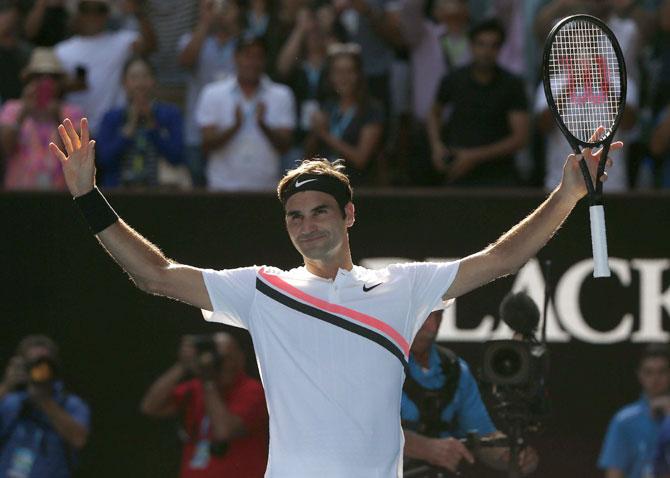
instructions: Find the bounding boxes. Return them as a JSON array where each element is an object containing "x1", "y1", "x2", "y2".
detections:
[
  {"x1": 49, "y1": 118, "x2": 211, "y2": 310},
  {"x1": 445, "y1": 128, "x2": 623, "y2": 300}
]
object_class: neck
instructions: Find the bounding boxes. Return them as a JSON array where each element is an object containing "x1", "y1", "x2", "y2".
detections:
[
  {"x1": 306, "y1": 50, "x2": 325, "y2": 66},
  {"x1": 238, "y1": 77, "x2": 260, "y2": 96},
  {"x1": 472, "y1": 65, "x2": 495, "y2": 84},
  {"x1": 303, "y1": 248, "x2": 354, "y2": 280},
  {"x1": 339, "y1": 96, "x2": 356, "y2": 110}
]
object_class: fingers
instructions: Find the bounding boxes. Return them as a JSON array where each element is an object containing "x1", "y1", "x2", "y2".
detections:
[
  {"x1": 588, "y1": 125, "x2": 605, "y2": 143},
  {"x1": 49, "y1": 142, "x2": 67, "y2": 163},
  {"x1": 80, "y1": 117, "x2": 89, "y2": 146},
  {"x1": 58, "y1": 124, "x2": 73, "y2": 154},
  {"x1": 63, "y1": 118, "x2": 81, "y2": 150},
  {"x1": 87, "y1": 140, "x2": 96, "y2": 162}
]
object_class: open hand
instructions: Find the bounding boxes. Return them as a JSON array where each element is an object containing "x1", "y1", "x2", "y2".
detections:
[{"x1": 49, "y1": 118, "x2": 96, "y2": 198}]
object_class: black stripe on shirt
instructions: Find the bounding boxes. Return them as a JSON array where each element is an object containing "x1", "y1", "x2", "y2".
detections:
[{"x1": 256, "y1": 278, "x2": 408, "y2": 370}]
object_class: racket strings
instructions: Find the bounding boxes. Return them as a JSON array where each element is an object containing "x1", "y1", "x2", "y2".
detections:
[{"x1": 548, "y1": 19, "x2": 622, "y2": 144}]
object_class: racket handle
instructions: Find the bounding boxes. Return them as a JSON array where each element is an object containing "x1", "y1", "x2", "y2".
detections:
[{"x1": 589, "y1": 205, "x2": 610, "y2": 278}]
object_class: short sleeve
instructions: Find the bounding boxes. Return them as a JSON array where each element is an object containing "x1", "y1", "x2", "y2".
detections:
[
  {"x1": 388, "y1": 261, "x2": 460, "y2": 338},
  {"x1": 266, "y1": 86, "x2": 296, "y2": 129},
  {"x1": 506, "y1": 75, "x2": 528, "y2": 112},
  {"x1": 597, "y1": 413, "x2": 630, "y2": 471},
  {"x1": 228, "y1": 380, "x2": 268, "y2": 433},
  {"x1": 64, "y1": 395, "x2": 91, "y2": 430},
  {"x1": 201, "y1": 266, "x2": 260, "y2": 329},
  {"x1": 195, "y1": 83, "x2": 223, "y2": 128},
  {"x1": 452, "y1": 360, "x2": 496, "y2": 437},
  {"x1": 116, "y1": 29, "x2": 140, "y2": 50}
]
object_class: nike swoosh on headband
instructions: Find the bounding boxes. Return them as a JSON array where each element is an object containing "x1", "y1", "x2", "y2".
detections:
[{"x1": 295, "y1": 178, "x2": 318, "y2": 187}]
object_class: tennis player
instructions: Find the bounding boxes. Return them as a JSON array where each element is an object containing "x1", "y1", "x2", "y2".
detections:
[{"x1": 50, "y1": 118, "x2": 620, "y2": 477}]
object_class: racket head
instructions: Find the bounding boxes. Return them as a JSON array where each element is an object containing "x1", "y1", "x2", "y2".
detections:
[{"x1": 542, "y1": 14, "x2": 627, "y2": 151}]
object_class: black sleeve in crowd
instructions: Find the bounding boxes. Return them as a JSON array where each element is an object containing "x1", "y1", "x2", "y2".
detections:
[{"x1": 507, "y1": 74, "x2": 529, "y2": 111}]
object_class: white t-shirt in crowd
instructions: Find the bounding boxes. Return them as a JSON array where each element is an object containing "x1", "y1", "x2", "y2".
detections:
[
  {"x1": 195, "y1": 76, "x2": 296, "y2": 191},
  {"x1": 534, "y1": 78, "x2": 638, "y2": 192},
  {"x1": 202, "y1": 261, "x2": 460, "y2": 477},
  {"x1": 55, "y1": 30, "x2": 138, "y2": 134}
]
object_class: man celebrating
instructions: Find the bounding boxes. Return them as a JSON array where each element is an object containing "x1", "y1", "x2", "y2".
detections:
[{"x1": 49, "y1": 117, "x2": 619, "y2": 477}]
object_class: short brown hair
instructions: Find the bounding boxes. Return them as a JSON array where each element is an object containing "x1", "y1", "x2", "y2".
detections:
[
  {"x1": 277, "y1": 158, "x2": 353, "y2": 206},
  {"x1": 16, "y1": 334, "x2": 60, "y2": 360}
]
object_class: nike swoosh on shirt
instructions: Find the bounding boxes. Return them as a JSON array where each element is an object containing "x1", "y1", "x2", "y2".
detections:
[
  {"x1": 362, "y1": 283, "x2": 383, "y2": 292},
  {"x1": 295, "y1": 178, "x2": 318, "y2": 187}
]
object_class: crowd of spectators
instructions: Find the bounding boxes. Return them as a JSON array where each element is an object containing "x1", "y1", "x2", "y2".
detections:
[{"x1": 1, "y1": 0, "x2": 670, "y2": 191}]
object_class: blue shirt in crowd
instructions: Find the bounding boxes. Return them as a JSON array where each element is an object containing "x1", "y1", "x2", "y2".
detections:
[
  {"x1": 0, "y1": 382, "x2": 90, "y2": 478},
  {"x1": 96, "y1": 101, "x2": 184, "y2": 187},
  {"x1": 401, "y1": 345, "x2": 496, "y2": 439},
  {"x1": 655, "y1": 414, "x2": 670, "y2": 477},
  {"x1": 598, "y1": 396, "x2": 661, "y2": 478}
]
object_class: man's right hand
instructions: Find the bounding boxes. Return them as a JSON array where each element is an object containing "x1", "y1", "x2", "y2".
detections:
[
  {"x1": 425, "y1": 437, "x2": 475, "y2": 472},
  {"x1": 49, "y1": 117, "x2": 96, "y2": 198}
]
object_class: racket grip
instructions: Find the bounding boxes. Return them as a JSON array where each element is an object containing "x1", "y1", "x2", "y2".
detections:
[{"x1": 589, "y1": 205, "x2": 611, "y2": 278}]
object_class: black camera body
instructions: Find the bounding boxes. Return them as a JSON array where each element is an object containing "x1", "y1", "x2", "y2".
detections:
[
  {"x1": 481, "y1": 340, "x2": 546, "y2": 389},
  {"x1": 191, "y1": 335, "x2": 224, "y2": 370}
]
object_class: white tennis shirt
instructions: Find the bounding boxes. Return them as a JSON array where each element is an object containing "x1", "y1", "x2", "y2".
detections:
[{"x1": 202, "y1": 261, "x2": 460, "y2": 477}]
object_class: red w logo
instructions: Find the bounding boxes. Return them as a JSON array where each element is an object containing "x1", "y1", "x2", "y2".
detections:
[{"x1": 560, "y1": 55, "x2": 610, "y2": 105}]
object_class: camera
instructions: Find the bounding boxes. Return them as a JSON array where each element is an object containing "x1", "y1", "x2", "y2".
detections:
[
  {"x1": 482, "y1": 340, "x2": 546, "y2": 390},
  {"x1": 191, "y1": 335, "x2": 224, "y2": 371}
]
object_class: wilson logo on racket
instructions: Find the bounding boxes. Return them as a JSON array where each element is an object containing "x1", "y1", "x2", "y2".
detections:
[{"x1": 559, "y1": 56, "x2": 610, "y2": 104}]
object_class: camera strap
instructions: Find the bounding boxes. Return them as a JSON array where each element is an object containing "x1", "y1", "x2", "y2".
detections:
[{"x1": 402, "y1": 346, "x2": 461, "y2": 437}]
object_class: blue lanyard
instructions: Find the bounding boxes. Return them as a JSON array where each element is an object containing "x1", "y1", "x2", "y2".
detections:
[{"x1": 329, "y1": 107, "x2": 356, "y2": 139}]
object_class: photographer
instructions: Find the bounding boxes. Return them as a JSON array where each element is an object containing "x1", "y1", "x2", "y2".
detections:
[
  {"x1": 598, "y1": 344, "x2": 670, "y2": 478},
  {"x1": 140, "y1": 332, "x2": 268, "y2": 477},
  {"x1": 402, "y1": 310, "x2": 538, "y2": 476},
  {"x1": 0, "y1": 335, "x2": 90, "y2": 478}
]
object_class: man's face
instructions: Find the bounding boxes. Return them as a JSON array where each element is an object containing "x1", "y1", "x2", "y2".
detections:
[
  {"x1": 284, "y1": 191, "x2": 352, "y2": 262},
  {"x1": 412, "y1": 310, "x2": 442, "y2": 355},
  {"x1": 638, "y1": 357, "x2": 670, "y2": 399},
  {"x1": 235, "y1": 45, "x2": 266, "y2": 84},
  {"x1": 471, "y1": 30, "x2": 502, "y2": 70}
]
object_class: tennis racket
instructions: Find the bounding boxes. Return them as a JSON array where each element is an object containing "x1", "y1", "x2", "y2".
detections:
[{"x1": 542, "y1": 14, "x2": 627, "y2": 278}]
